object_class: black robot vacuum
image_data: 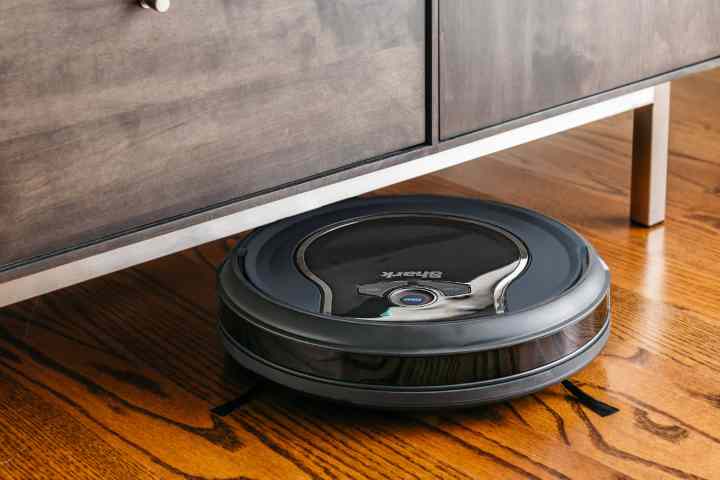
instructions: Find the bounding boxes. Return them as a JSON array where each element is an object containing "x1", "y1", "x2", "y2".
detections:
[{"x1": 218, "y1": 196, "x2": 611, "y2": 409}]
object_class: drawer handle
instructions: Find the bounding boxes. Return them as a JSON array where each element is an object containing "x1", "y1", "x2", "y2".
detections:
[{"x1": 139, "y1": 0, "x2": 170, "y2": 13}]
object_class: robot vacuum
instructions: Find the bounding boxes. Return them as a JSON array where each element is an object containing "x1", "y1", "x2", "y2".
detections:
[{"x1": 218, "y1": 196, "x2": 611, "y2": 409}]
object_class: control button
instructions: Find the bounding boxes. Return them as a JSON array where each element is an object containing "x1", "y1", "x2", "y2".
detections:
[
  {"x1": 359, "y1": 280, "x2": 470, "y2": 300},
  {"x1": 358, "y1": 281, "x2": 408, "y2": 297},
  {"x1": 438, "y1": 285, "x2": 471, "y2": 297},
  {"x1": 398, "y1": 292, "x2": 433, "y2": 306},
  {"x1": 388, "y1": 288, "x2": 438, "y2": 307},
  {"x1": 357, "y1": 284, "x2": 387, "y2": 296}
]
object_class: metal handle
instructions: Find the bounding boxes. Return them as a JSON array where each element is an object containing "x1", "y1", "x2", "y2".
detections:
[{"x1": 140, "y1": 0, "x2": 170, "y2": 13}]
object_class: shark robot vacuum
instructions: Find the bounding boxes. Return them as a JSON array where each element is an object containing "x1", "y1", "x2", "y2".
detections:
[{"x1": 218, "y1": 196, "x2": 611, "y2": 409}]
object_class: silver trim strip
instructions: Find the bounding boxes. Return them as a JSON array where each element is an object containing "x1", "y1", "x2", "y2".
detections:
[
  {"x1": 295, "y1": 227, "x2": 335, "y2": 314},
  {"x1": 295, "y1": 214, "x2": 529, "y2": 316}
]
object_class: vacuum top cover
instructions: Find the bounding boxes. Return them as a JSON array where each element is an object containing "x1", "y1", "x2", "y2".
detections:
[{"x1": 296, "y1": 214, "x2": 528, "y2": 320}]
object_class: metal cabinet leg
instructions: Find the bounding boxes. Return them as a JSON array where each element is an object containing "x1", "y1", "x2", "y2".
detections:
[{"x1": 631, "y1": 82, "x2": 671, "y2": 227}]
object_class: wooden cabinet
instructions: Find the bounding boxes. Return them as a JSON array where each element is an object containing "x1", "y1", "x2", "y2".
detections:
[
  {"x1": 439, "y1": 0, "x2": 720, "y2": 140},
  {"x1": 5, "y1": 0, "x2": 720, "y2": 305},
  {"x1": 0, "y1": 0, "x2": 426, "y2": 269}
]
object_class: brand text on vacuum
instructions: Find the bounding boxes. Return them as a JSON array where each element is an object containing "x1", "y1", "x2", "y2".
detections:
[{"x1": 380, "y1": 271, "x2": 443, "y2": 279}]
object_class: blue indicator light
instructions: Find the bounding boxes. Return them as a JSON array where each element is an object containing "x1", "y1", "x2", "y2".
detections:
[{"x1": 401, "y1": 295, "x2": 426, "y2": 305}]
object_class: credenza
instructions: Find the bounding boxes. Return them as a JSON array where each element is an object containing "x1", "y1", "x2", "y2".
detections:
[{"x1": 2, "y1": 0, "x2": 719, "y2": 306}]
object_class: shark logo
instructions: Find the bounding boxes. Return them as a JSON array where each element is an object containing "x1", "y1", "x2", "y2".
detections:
[{"x1": 380, "y1": 271, "x2": 443, "y2": 279}]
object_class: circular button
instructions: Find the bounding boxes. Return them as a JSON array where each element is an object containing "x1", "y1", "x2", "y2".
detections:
[{"x1": 388, "y1": 288, "x2": 437, "y2": 307}]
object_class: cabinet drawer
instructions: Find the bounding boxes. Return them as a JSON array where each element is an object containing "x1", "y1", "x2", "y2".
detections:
[
  {"x1": 0, "y1": 0, "x2": 426, "y2": 269},
  {"x1": 439, "y1": 0, "x2": 720, "y2": 140}
]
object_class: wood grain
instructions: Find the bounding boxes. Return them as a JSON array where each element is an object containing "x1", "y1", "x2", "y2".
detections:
[
  {"x1": 1, "y1": 68, "x2": 720, "y2": 478},
  {"x1": 0, "y1": 0, "x2": 426, "y2": 270},
  {"x1": 439, "y1": 0, "x2": 720, "y2": 140}
]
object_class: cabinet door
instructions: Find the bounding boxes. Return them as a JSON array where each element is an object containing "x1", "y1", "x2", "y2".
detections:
[
  {"x1": 0, "y1": 0, "x2": 426, "y2": 269},
  {"x1": 439, "y1": 0, "x2": 720, "y2": 140}
]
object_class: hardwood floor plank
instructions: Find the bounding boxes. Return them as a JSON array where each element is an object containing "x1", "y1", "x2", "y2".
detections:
[{"x1": 0, "y1": 370, "x2": 166, "y2": 479}]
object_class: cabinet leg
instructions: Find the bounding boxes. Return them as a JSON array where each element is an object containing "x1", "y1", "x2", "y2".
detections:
[{"x1": 631, "y1": 82, "x2": 671, "y2": 227}]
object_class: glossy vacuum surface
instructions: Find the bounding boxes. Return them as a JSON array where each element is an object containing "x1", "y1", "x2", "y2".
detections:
[{"x1": 218, "y1": 196, "x2": 611, "y2": 409}]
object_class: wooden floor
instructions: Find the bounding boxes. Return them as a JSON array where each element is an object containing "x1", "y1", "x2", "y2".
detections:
[{"x1": 2, "y1": 69, "x2": 720, "y2": 479}]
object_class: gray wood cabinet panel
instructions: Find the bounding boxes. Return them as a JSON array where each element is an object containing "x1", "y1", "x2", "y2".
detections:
[
  {"x1": 439, "y1": 0, "x2": 720, "y2": 140},
  {"x1": 0, "y1": 0, "x2": 426, "y2": 269}
]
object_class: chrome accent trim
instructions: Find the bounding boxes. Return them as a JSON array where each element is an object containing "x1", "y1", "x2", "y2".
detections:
[
  {"x1": 295, "y1": 232, "x2": 334, "y2": 314},
  {"x1": 295, "y1": 213, "x2": 529, "y2": 316},
  {"x1": 493, "y1": 256, "x2": 527, "y2": 313}
]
